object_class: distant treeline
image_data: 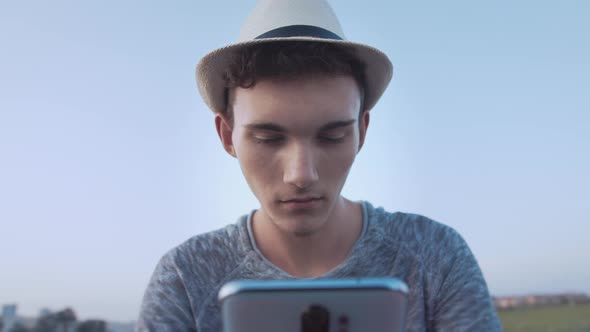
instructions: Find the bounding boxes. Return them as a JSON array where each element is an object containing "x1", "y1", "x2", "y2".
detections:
[
  {"x1": 494, "y1": 293, "x2": 590, "y2": 310},
  {"x1": 0, "y1": 308, "x2": 107, "y2": 332}
]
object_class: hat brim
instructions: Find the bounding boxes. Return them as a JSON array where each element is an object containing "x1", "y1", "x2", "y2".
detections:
[{"x1": 196, "y1": 37, "x2": 393, "y2": 113}]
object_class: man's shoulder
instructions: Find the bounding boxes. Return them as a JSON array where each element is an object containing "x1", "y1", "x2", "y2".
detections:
[
  {"x1": 366, "y1": 202, "x2": 467, "y2": 256},
  {"x1": 179, "y1": 220, "x2": 244, "y2": 254},
  {"x1": 366, "y1": 202, "x2": 479, "y2": 286},
  {"x1": 159, "y1": 217, "x2": 250, "y2": 278}
]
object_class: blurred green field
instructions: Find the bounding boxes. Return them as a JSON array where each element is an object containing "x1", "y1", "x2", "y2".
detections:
[{"x1": 498, "y1": 304, "x2": 590, "y2": 332}]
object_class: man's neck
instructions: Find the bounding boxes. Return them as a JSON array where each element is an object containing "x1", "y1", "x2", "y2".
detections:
[{"x1": 251, "y1": 197, "x2": 364, "y2": 278}]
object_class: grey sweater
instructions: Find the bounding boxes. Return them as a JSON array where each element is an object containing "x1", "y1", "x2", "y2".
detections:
[{"x1": 137, "y1": 201, "x2": 501, "y2": 331}]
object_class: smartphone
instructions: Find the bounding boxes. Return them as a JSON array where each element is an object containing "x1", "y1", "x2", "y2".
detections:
[{"x1": 218, "y1": 278, "x2": 408, "y2": 332}]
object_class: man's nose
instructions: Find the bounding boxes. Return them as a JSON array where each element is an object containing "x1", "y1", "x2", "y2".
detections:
[{"x1": 283, "y1": 143, "x2": 319, "y2": 189}]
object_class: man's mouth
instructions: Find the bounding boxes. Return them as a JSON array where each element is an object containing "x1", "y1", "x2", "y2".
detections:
[
  {"x1": 278, "y1": 196, "x2": 324, "y2": 211},
  {"x1": 281, "y1": 197, "x2": 322, "y2": 203}
]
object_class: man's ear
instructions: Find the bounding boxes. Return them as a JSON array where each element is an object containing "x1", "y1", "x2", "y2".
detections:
[
  {"x1": 358, "y1": 110, "x2": 370, "y2": 152},
  {"x1": 215, "y1": 113, "x2": 237, "y2": 158}
]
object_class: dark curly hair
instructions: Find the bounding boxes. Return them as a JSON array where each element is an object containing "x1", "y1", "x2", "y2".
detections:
[{"x1": 222, "y1": 41, "x2": 367, "y2": 125}]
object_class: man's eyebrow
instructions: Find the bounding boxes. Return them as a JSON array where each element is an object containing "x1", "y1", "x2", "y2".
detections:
[
  {"x1": 243, "y1": 119, "x2": 356, "y2": 132},
  {"x1": 318, "y1": 119, "x2": 357, "y2": 131},
  {"x1": 243, "y1": 123, "x2": 286, "y2": 132}
]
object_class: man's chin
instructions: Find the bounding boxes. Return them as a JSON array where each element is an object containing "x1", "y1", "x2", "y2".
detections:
[{"x1": 260, "y1": 198, "x2": 334, "y2": 234}]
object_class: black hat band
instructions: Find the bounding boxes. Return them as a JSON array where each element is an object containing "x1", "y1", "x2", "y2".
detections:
[{"x1": 255, "y1": 25, "x2": 343, "y2": 40}]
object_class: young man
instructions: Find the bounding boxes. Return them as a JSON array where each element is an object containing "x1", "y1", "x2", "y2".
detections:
[{"x1": 137, "y1": 0, "x2": 501, "y2": 331}]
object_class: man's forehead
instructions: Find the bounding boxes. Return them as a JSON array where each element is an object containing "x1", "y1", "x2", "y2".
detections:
[{"x1": 231, "y1": 76, "x2": 361, "y2": 124}]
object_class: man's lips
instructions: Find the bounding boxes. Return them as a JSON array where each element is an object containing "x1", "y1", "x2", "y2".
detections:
[{"x1": 280, "y1": 197, "x2": 323, "y2": 203}]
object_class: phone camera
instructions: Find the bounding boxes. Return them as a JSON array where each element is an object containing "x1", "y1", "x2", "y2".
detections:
[
  {"x1": 300, "y1": 304, "x2": 330, "y2": 332},
  {"x1": 338, "y1": 315, "x2": 350, "y2": 332}
]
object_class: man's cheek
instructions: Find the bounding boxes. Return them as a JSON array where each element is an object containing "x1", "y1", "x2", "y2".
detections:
[{"x1": 321, "y1": 151, "x2": 356, "y2": 176}]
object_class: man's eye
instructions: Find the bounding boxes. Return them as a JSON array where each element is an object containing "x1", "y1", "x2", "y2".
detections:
[
  {"x1": 253, "y1": 135, "x2": 283, "y2": 144},
  {"x1": 319, "y1": 134, "x2": 346, "y2": 143}
]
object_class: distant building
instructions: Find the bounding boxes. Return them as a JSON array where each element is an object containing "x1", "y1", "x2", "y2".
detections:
[
  {"x1": 39, "y1": 308, "x2": 52, "y2": 317},
  {"x1": 2, "y1": 304, "x2": 17, "y2": 331}
]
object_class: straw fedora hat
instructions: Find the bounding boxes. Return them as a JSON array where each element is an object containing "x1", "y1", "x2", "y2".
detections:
[{"x1": 196, "y1": 0, "x2": 393, "y2": 113}]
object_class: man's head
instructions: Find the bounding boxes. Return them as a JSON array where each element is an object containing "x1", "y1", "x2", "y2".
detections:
[
  {"x1": 197, "y1": 0, "x2": 392, "y2": 236},
  {"x1": 214, "y1": 42, "x2": 370, "y2": 236}
]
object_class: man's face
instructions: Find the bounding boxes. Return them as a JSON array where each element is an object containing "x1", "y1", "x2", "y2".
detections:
[{"x1": 216, "y1": 75, "x2": 369, "y2": 236}]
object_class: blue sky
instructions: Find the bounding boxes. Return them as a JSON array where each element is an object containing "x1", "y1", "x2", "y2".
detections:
[{"x1": 1, "y1": 0, "x2": 588, "y2": 322}]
